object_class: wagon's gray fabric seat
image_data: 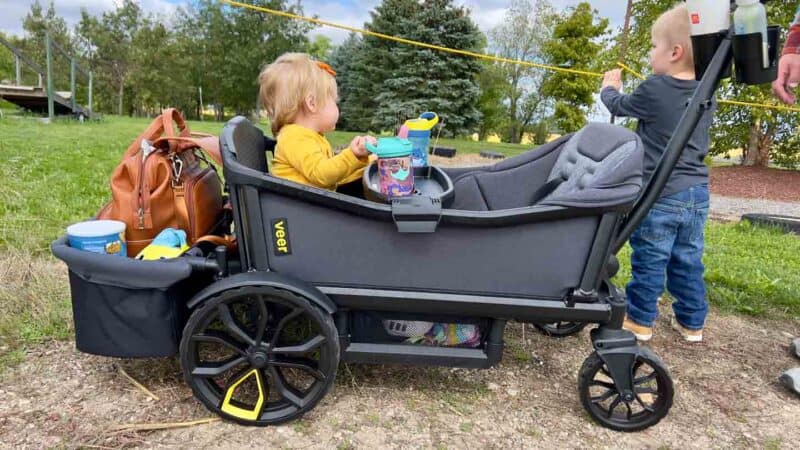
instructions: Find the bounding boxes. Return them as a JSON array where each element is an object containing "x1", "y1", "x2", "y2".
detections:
[
  {"x1": 448, "y1": 123, "x2": 643, "y2": 211},
  {"x1": 221, "y1": 116, "x2": 271, "y2": 173}
]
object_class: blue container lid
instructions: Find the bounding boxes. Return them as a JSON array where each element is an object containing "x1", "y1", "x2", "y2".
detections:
[
  {"x1": 67, "y1": 220, "x2": 126, "y2": 237},
  {"x1": 366, "y1": 137, "x2": 413, "y2": 158}
]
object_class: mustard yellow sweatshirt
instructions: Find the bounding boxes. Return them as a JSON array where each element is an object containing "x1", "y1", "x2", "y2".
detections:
[{"x1": 272, "y1": 124, "x2": 367, "y2": 190}]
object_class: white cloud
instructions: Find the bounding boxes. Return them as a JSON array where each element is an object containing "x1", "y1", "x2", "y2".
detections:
[{"x1": 1, "y1": 0, "x2": 178, "y2": 38}]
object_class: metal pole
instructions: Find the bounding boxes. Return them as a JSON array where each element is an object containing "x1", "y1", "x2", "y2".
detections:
[
  {"x1": 198, "y1": 86, "x2": 203, "y2": 121},
  {"x1": 70, "y1": 58, "x2": 76, "y2": 113},
  {"x1": 46, "y1": 33, "x2": 54, "y2": 121},
  {"x1": 15, "y1": 55, "x2": 21, "y2": 86},
  {"x1": 88, "y1": 72, "x2": 93, "y2": 116}
]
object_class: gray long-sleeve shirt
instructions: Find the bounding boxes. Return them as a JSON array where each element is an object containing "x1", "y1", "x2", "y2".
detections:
[{"x1": 601, "y1": 75, "x2": 715, "y2": 198}]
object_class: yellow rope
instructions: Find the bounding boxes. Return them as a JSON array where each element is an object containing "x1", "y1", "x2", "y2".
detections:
[
  {"x1": 718, "y1": 98, "x2": 800, "y2": 113},
  {"x1": 221, "y1": 0, "x2": 602, "y2": 78},
  {"x1": 223, "y1": 0, "x2": 800, "y2": 115},
  {"x1": 616, "y1": 62, "x2": 645, "y2": 80}
]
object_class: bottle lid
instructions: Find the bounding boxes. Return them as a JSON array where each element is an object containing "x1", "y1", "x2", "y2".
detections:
[
  {"x1": 404, "y1": 112, "x2": 439, "y2": 131},
  {"x1": 366, "y1": 137, "x2": 413, "y2": 158}
]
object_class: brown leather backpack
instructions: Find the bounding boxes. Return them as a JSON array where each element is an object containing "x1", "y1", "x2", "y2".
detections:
[{"x1": 98, "y1": 108, "x2": 226, "y2": 257}]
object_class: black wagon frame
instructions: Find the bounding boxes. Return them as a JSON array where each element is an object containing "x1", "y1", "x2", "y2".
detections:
[{"x1": 52, "y1": 20, "x2": 779, "y2": 432}]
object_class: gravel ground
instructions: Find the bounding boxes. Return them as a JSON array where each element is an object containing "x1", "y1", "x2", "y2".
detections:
[{"x1": 710, "y1": 195, "x2": 800, "y2": 221}]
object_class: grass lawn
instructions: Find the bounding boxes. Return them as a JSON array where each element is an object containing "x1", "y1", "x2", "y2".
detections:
[
  {"x1": 0, "y1": 115, "x2": 531, "y2": 252},
  {"x1": 1, "y1": 113, "x2": 799, "y2": 370}
]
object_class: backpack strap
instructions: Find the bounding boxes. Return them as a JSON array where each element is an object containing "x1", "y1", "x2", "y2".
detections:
[
  {"x1": 194, "y1": 234, "x2": 237, "y2": 251},
  {"x1": 152, "y1": 136, "x2": 222, "y2": 167}
]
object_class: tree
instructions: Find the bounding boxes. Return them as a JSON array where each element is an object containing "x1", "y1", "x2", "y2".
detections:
[
  {"x1": 475, "y1": 61, "x2": 508, "y2": 141},
  {"x1": 329, "y1": 33, "x2": 368, "y2": 131},
  {"x1": 488, "y1": 0, "x2": 554, "y2": 143},
  {"x1": 77, "y1": 0, "x2": 142, "y2": 115},
  {"x1": 128, "y1": 18, "x2": 195, "y2": 116},
  {"x1": 342, "y1": 0, "x2": 483, "y2": 135},
  {"x1": 21, "y1": 1, "x2": 75, "y2": 91},
  {"x1": 177, "y1": 0, "x2": 312, "y2": 121},
  {"x1": 0, "y1": 32, "x2": 18, "y2": 84},
  {"x1": 306, "y1": 35, "x2": 333, "y2": 59},
  {"x1": 336, "y1": 0, "x2": 418, "y2": 131},
  {"x1": 540, "y1": 2, "x2": 608, "y2": 133}
]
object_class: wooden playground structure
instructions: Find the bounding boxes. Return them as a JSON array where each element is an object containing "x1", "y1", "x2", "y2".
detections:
[{"x1": 0, "y1": 33, "x2": 92, "y2": 120}]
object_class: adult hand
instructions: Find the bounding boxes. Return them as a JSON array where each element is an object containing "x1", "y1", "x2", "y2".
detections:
[{"x1": 772, "y1": 54, "x2": 800, "y2": 104}]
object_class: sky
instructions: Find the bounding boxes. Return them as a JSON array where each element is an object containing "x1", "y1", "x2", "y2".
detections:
[{"x1": 0, "y1": 0, "x2": 627, "y2": 43}]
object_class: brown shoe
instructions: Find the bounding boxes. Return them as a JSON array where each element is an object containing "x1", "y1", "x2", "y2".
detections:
[
  {"x1": 671, "y1": 317, "x2": 703, "y2": 342},
  {"x1": 623, "y1": 318, "x2": 652, "y2": 342}
]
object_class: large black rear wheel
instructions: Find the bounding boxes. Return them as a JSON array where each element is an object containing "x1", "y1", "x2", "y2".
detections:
[{"x1": 180, "y1": 286, "x2": 339, "y2": 426}]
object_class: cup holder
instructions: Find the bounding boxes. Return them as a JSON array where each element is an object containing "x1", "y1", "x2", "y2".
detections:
[
  {"x1": 732, "y1": 25, "x2": 780, "y2": 85},
  {"x1": 692, "y1": 31, "x2": 732, "y2": 81}
]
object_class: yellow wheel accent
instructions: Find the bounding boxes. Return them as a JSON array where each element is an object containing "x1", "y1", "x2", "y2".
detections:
[{"x1": 220, "y1": 369, "x2": 265, "y2": 421}]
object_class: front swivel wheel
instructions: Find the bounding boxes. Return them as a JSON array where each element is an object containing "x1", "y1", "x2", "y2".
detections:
[
  {"x1": 180, "y1": 286, "x2": 339, "y2": 426},
  {"x1": 578, "y1": 350, "x2": 674, "y2": 432}
]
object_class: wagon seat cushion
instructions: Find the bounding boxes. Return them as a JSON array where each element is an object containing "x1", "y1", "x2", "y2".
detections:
[
  {"x1": 448, "y1": 123, "x2": 643, "y2": 211},
  {"x1": 223, "y1": 116, "x2": 272, "y2": 173}
]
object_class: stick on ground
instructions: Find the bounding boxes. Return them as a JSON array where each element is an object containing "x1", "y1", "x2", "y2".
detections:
[
  {"x1": 116, "y1": 364, "x2": 160, "y2": 401},
  {"x1": 109, "y1": 417, "x2": 220, "y2": 433}
]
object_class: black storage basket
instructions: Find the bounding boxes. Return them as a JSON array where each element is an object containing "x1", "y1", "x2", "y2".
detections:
[
  {"x1": 691, "y1": 31, "x2": 733, "y2": 81},
  {"x1": 52, "y1": 236, "x2": 205, "y2": 358},
  {"x1": 732, "y1": 26, "x2": 781, "y2": 85}
]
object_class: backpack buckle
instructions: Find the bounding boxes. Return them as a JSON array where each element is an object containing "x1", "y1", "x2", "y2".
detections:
[{"x1": 170, "y1": 154, "x2": 184, "y2": 187}]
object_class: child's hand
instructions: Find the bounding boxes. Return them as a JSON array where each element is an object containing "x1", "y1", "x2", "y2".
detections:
[
  {"x1": 602, "y1": 69, "x2": 622, "y2": 91},
  {"x1": 349, "y1": 136, "x2": 368, "y2": 158}
]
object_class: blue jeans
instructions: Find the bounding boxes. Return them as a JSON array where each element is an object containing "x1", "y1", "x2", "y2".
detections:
[{"x1": 626, "y1": 184, "x2": 709, "y2": 330}]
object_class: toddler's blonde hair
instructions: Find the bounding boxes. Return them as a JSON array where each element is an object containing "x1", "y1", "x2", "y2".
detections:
[
  {"x1": 258, "y1": 53, "x2": 337, "y2": 135},
  {"x1": 652, "y1": 4, "x2": 694, "y2": 68}
]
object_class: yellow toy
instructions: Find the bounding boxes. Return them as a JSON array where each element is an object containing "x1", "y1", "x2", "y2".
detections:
[{"x1": 135, "y1": 228, "x2": 190, "y2": 260}]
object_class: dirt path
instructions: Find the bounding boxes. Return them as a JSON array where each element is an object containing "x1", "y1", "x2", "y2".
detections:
[{"x1": 2, "y1": 304, "x2": 798, "y2": 449}]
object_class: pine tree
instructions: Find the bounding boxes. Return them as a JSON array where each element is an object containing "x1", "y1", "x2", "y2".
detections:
[
  {"x1": 341, "y1": 0, "x2": 483, "y2": 135},
  {"x1": 329, "y1": 33, "x2": 366, "y2": 131},
  {"x1": 337, "y1": 0, "x2": 418, "y2": 132}
]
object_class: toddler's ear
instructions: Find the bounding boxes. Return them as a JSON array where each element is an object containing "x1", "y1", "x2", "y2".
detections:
[
  {"x1": 672, "y1": 44, "x2": 685, "y2": 62},
  {"x1": 304, "y1": 95, "x2": 317, "y2": 113}
]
